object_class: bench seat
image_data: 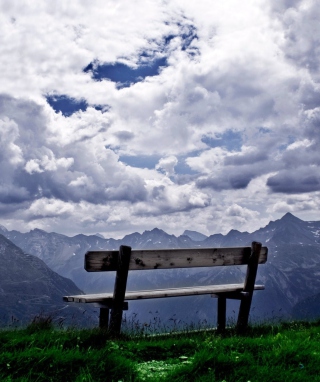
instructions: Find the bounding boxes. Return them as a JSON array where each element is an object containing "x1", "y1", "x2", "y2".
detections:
[{"x1": 64, "y1": 283, "x2": 265, "y2": 303}]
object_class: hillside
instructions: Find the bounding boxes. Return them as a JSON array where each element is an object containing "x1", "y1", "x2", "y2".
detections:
[
  {"x1": 0, "y1": 234, "x2": 96, "y2": 327},
  {"x1": 1, "y1": 320, "x2": 320, "y2": 381}
]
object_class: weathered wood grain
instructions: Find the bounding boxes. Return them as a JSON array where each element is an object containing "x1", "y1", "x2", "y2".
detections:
[
  {"x1": 85, "y1": 246, "x2": 268, "y2": 272},
  {"x1": 63, "y1": 283, "x2": 265, "y2": 302}
]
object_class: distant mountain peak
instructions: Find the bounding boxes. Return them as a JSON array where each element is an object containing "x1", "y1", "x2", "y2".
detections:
[
  {"x1": 183, "y1": 230, "x2": 207, "y2": 242},
  {"x1": 147, "y1": 228, "x2": 167, "y2": 235},
  {"x1": 280, "y1": 212, "x2": 302, "y2": 222},
  {"x1": 30, "y1": 228, "x2": 47, "y2": 234},
  {"x1": 0, "y1": 224, "x2": 8, "y2": 232},
  {"x1": 228, "y1": 229, "x2": 241, "y2": 235}
]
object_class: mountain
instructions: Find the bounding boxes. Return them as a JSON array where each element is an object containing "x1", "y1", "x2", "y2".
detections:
[
  {"x1": 183, "y1": 230, "x2": 208, "y2": 241},
  {"x1": 0, "y1": 234, "x2": 96, "y2": 327},
  {"x1": 1, "y1": 212, "x2": 320, "y2": 325}
]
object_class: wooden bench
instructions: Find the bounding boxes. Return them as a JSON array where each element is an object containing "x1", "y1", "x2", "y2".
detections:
[{"x1": 63, "y1": 241, "x2": 268, "y2": 335}]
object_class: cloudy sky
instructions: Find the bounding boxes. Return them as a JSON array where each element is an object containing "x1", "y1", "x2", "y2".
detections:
[{"x1": 0, "y1": 0, "x2": 319, "y2": 238}]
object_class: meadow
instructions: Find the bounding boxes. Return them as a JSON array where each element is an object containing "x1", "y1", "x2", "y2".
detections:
[{"x1": 1, "y1": 318, "x2": 320, "y2": 381}]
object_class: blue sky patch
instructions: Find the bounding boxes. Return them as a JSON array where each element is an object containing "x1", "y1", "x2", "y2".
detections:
[
  {"x1": 201, "y1": 130, "x2": 243, "y2": 151},
  {"x1": 46, "y1": 95, "x2": 88, "y2": 116},
  {"x1": 83, "y1": 23, "x2": 198, "y2": 88},
  {"x1": 174, "y1": 157, "x2": 200, "y2": 175},
  {"x1": 84, "y1": 57, "x2": 167, "y2": 88},
  {"x1": 93, "y1": 104, "x2": 110, "y2": 113}
]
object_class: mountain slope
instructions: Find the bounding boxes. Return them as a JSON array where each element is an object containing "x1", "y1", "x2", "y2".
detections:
[{"x1": 0, "y1": 234, "x2": 96, "y2": 327}]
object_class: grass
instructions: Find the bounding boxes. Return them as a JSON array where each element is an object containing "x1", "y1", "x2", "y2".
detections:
[{"x1": 1, "y1": 319, "x2": 320, "y2": 381}]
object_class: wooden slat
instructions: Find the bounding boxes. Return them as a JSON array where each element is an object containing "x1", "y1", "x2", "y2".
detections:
[
  {"x1": 63, "y1": 296, "x2": 129, "y2": 310},
  {"x1": 85, "y1": 246, "x2": 268, "y2": 272},
  {"x1": 109, "y1": 245, "x2": 131, "y2": 334},
  {"x1": 63, "y1": 284, "x2": 265, "y2": 302}
]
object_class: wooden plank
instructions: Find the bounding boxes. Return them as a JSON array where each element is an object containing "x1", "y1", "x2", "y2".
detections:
[
  {"x1": 85, "y1": 246, "x2": 268, "y2": 272},
  {"x1": 109, "y1": 245, "x2": 131, "y2": 335},
  {"x1": 63, "y1": 284, "x2": 265, "y2": 302},
  {"x1": 63, "y1": 295, "x2": 129, "y2": 309},
  {"x1": 237, "y1": 241, "x2": 261, "y2": 333}
]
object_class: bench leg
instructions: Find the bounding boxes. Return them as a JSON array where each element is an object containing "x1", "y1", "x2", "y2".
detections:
[
  {"x1": 109, "y1": 245, "x2": 131, "y2": 336},
  {"x1": 236, "y1": 242, "x2": 262, "y2": 334},
  {"x1": 99, "y1": 308, "x2": 109, "y2": 330},
  {"x1": 236, "y1": 293, "x2": 253, "y2": 334},
  {"x1": 217, "y1": 296, "x2": 226, "y2": 333}
]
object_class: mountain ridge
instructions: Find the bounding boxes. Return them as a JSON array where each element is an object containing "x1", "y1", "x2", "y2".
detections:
[{"x1": 1, "y1": 213, "x2": 320, "y2": 324}]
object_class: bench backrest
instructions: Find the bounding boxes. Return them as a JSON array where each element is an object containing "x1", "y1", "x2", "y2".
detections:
[{"x1": 85, "y1": 245, "x2": 268, "y2": 272}]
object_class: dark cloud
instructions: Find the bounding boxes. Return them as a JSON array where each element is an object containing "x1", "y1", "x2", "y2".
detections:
[
  {"x1": 303, "y1": 109, "x2": 320, "y2": 142},
  {"x1": 224, "y1": 151, "x2": 269, "y2": 166},
  {"x1": 119, "y1": 154, "x2": 161, "y2": 170},
  {"x1": 151, "y1": 185, "x2": 166, "y2": 200},
  {"x1": 197, "y1": 170, "x2": 255, "y2": 191},
  {"x1": 270, "y1": 0, "x2": 303, "y2": 13},
  {"x1": 280, "y1": 143, "x2": 320, "y2": 168},
  {"x1": 267, "y1": 168, "x2": 320, "y2": 193},
  {"x1": 299, "y1": 83, "x2": 320, "y2": 111},
  {"x1": 0, "y1": 184, "x2": 30, "y2": 204},
  {"x1": 102, "y1": 178, "x2": 147, "y2": 203},
  {"x1": 114, "y1": 130, "x2": 135, "y2": 141},
  {"x1": 0, "y1": 94, "x2": 46, "y2": 136}
]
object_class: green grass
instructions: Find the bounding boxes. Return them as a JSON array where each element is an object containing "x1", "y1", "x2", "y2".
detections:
[{"x1": 1, "y1": 320, "x2": 320, "y2": 381}]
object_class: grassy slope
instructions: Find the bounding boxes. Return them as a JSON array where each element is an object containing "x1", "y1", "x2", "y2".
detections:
[{"x1": 1, "y1": 321, "x2": 320, "y2": 381}]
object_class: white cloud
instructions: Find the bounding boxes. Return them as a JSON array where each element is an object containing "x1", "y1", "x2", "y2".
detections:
[
  {"x1": 28, "y1": 198, "x2": 74, "y2": 219},
  {"x1": 0, "y1": 117, "x2": 24, "y2": 166},
  {"x1": 0, "y1": 0, "x2": 319, "y2": 237},
  {"x1": 156, "y1": 156, "x2": 178, "y2": 176},
  {"x1": 286, "y1": 139, "x2": 313, "y2": 151},
  {"x1": 25, "y1": 152, "x2": 74, "y2": 174},
  {"x1": 226, "y1": 204, "x2": 259, "y2": 219}
]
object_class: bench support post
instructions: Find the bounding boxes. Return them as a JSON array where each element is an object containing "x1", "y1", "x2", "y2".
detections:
[
  {"x1": 109, "y1": 245, "x2": 131, "y2": 336},
  {"x1": 217, "y1": 296, "x2": 226, "y2": 333},
  {"x1": 99, "y1": 307, "x2": 109, "y2": 330},
  {"x1": 237, "y1": 241, "x2": 261, "y2": 334}
]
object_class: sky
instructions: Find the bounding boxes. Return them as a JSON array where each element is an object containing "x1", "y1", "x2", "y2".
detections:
[{"x1": 0, "y1": 0, "x2": 320, "y2": 238}]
